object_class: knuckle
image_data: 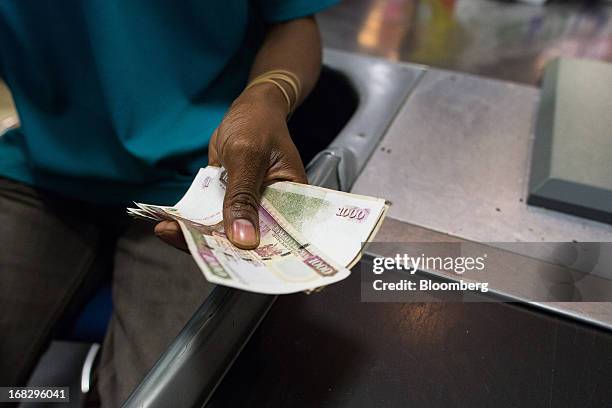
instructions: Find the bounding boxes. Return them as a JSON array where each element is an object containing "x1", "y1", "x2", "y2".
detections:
[
  {"x1": 224, "y1": 136, "x2": 266, "y2": 157},
  {"x1": 225, "y1": 188, "x2": 259, "y2": 215}
]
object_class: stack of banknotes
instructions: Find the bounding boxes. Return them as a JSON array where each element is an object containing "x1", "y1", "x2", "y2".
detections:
[{"x1": 127, "y1": 166, "x2": 388, "y2": 294}]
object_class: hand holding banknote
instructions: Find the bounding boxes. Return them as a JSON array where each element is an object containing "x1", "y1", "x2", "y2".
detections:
[
  {"x1": 129, "y1": 166, "x2": 388, "y2": 294},
  {"x1": 155, "y1": 84, "x2": 307, "y2": 250}
]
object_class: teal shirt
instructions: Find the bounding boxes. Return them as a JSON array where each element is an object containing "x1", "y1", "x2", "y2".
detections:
[{"x1": 0, "y1": 0, "x2": 336, "y2": 205}]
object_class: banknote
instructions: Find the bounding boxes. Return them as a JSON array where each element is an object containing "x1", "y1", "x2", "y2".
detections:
[
  {"x1": 128, "y1": 166, "x2": 387, "y2": 294},
  {"x1": 263, "y1": 181, "x2": 388, "y2": 268}
]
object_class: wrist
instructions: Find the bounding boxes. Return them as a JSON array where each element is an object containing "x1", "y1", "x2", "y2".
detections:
[{"x1": 240, "y1": 81, "x2": 291, "y2": 118}]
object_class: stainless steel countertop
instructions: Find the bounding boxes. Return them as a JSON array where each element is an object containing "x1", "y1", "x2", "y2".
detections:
[
  {"x1": 352, "y1": 68, "x2": 612, "y2": 242},
  {"x1": 351, "y1": 66, "x2": 612, "y2": 329}
]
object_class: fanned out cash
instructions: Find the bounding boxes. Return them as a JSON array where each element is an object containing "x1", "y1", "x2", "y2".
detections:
[{"x1": 127, "y1": 166, "x2": 388, "y2": 294}]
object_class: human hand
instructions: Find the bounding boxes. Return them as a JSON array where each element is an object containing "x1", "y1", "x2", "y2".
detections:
[{"x1": 155, "y1": 83, "x2": 307, "y2": 251}]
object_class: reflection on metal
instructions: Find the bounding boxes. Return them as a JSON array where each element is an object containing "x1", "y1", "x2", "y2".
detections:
[
  {"x1": 25, "y1": 341, "x2": 93, "y2": 407},
  {"x1": 307, "y1": 150, "x2": 342, "y2": 190},
  {"x1": 123, "y1": 288, "x2": 275, "y2": 408},
  {"x1": 80, "y1": 343, "x2": 100, "y2": 394},
  {"x1": 307, "y1": 49, "x2": 424, "y2": 191}
]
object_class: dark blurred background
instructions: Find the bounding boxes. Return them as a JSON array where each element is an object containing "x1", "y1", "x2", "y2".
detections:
[{"x1": 318, "y1": 0, "x2": 612, "y2": 85}]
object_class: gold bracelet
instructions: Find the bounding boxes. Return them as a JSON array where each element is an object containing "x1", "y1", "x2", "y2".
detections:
[
  {"x1": 250, "y1": 70, "x2": 302, "y2": 98},
  {"x1": 258, "y1": 71, "x2": 301, "y2": 101},
  {"x1": 245, "y1": 69, "x2": 302, "y2": 114},
  {"x1": 245, "y1": 77, "x2": 292, "y2": 112}
]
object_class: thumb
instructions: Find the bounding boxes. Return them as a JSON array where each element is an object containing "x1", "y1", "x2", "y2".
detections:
[{"x1": 223, "y1": 159, "x2": 266, "y2": 250}]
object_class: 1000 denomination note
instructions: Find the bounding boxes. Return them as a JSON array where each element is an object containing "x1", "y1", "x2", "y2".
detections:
[
  {"x1": 131, "y1": 168, "x2": 350, "y2": 294},
  {"x1": 128, "y1": 166, "x2": 387, "y2": 294},
  {"x1": 262, "y1": 182, "x2": 388, "y2": 268},
  {"x1": 178, "y1": 205, "x2": 349, "y2": 294}
]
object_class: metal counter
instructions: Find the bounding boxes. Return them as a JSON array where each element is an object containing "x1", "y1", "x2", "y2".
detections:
[{"x1": 351, "y1": 68, "x2": 612, "y2": 329}]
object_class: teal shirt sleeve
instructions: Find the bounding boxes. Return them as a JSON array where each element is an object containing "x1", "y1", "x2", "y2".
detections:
[{"x1": 253, "y1": 0, "x2": 339, "y2": 23}]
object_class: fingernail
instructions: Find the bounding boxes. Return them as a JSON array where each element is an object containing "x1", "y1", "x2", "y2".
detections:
[{"x1": 232, "y1": 219, "x2": 257, "y2": 247}]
